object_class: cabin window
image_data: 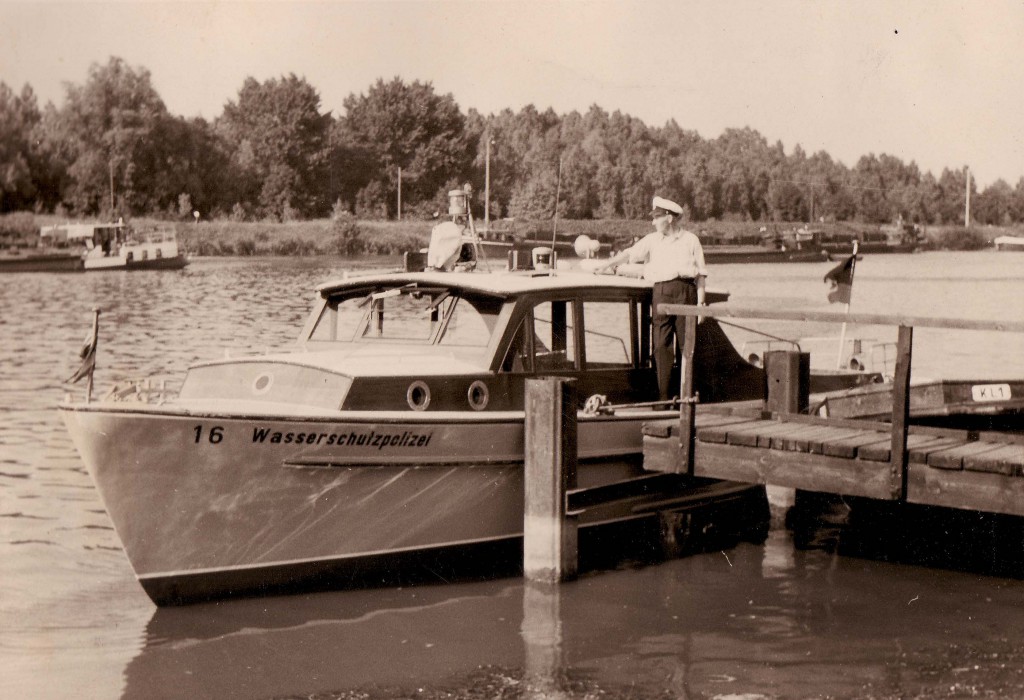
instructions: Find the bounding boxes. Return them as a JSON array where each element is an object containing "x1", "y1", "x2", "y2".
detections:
[
  {"x1": 437, "y1": 296, "x2": 502, "y2": 348},
  {"x1": 533, "y1": 300, "x2": 577, "y2": 371},
  {"x1": 502, "y1": 300, "x2": 578, "y2": 373},
  {"x1": 581, "y1": 300, "x2": 633, "y2": 368},
  {"x1": 308, "y1": 287, "x2": 500, "y2": 349},
  {"x1": 360, "y1": 291, "x2": 446, "y2": 341},
  {"x1": 309, "y1": 296, "x2": 373, "y2": 342}
]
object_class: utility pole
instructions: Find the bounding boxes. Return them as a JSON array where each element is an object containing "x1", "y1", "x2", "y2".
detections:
[
  {"x1": 485, "y1": 137, "x2": 494, "y2": 231},
  {"x1": 109, "y1": 160, "x2": 115, "y2": 214},
  {"x1": 397, "y1": 167, "x2": 402, "y2": 221},
  {"x1": 964, "y1": 166, "x2": 971, "y2": 228}
]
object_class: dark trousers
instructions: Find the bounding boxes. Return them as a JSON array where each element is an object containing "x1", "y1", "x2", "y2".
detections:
[{"x1": 652, "y1": 278, "x2": 697, "y2": 400}]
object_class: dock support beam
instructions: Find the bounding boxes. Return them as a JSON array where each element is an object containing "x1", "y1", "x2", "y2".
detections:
[
  {"x1": 889, "y1": 326, "x2": 913, "y2": 500},
  {"x1": 678, "y1": 315, "x2": 699, "y2": 475},
  {"x1": 524, "y1": 377, "x2": 578, "y2": 583},
  {"x1": 764, "y1": 350, "x2": 809, "y2": 525}
]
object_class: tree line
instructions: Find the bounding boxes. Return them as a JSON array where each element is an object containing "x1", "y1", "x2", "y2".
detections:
[{"x1": 2, "y1": 56, "x2": 1023, "y2": 227}]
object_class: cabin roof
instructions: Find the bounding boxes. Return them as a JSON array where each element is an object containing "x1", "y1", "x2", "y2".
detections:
[{"x1": 315, "y1": 270, "x2": 653, "y2": 298}]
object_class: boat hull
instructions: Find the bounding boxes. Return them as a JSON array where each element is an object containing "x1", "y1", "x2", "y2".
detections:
[
  {"x1": 83, "y1": 254, "x2": 189, "y2": 271},
  {"x1": 60, "y1": 404, "x2": 705, "y2": 604},
  {"x1": 0, "y1": 252, "x2": 84, "y2": 273}
]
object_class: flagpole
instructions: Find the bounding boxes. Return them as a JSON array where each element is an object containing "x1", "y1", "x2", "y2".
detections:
[
  {"x1": 87, "y1": 308, "x2": 100, "y2": 403},
  {"x1": 835, "y1": 242, "x2": 858, "y2": 369}
]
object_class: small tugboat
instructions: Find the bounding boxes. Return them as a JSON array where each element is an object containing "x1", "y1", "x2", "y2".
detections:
[
  {"x1": 2, "y1": 222, "x2": 188, "y2": 273},
  {"x1": 69, "y1": 222, "x2": 188, "y2": 271}
]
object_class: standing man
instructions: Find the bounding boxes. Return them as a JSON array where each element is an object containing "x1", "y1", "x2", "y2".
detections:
[{"x1": 597, "y1": 196, "x2": 707, "y2": 400}]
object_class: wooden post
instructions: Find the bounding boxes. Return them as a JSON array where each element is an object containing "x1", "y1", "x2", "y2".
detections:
[
  {"x1": 889, "y1": 325, "x2": 913, "y2": 500},
  {"x1": 678, "y1": 315, "x2": 698, "y2": 475},
  {"x1": 522, "y1": 582, "x2": 563, "y2": 695},
  {"x1": 764, "y1": 350, "x2": 810, "y2": 415},
  {"x1": 524, "y1": 377, "x2": 578, "y2": 583}
]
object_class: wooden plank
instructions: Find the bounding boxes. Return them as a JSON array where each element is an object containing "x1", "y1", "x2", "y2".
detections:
[
  {"x1": 819, "y1": 429, "x2": 890, "y2": 458},
  {"x1": 857, "y1": 433, "x2": 954, "y2": 463},
  {"x1": 659, "y1": 303, "x2": 1024, "y2": 334},
  {"x1": 908, "y1": 437, "x2": 969, "y2": 464},
  {"x1": 690, "y1": 441, "x2": 895, "y2": 500},
  {"x1": 725, "y1": 420, "x2": 804, "y2": 447},
  {"x1": 755, "y1": 422, "x2": 818, "y2": 448},
  {"x1": 755, "y1": 411, "x2": 891, "y2": 434},
  {"x1": 926, "y1": 441, "x2": 1006, "y2": 471},
  {"x1": 854, "y1": 436, "x2": 898, "y2": 463},
  {"x1": 805, "y1": 427, "x2": 872, "y2": 454},
  {"x1": 908, "y1": 465, "x2": 1024, "y2": 517},
  {"x1": 766, "y1": 423, "x2": 830, "y2": 450},
  {"x1": 770, "y1": 424, "x2": 845, "y2": 452},
  {"x1": 641, "y1": 419, "x2": 674, "y2": 439},
  {"x1": 643, "y1": 411, "x2": 762, "y2": 439},
  {"x1": 693, "y1": 416, "x2": 765, "y2": 443},
  {"x1": 695, "y1": 412, "x2": 764, "y2": 427},
  {"x1": 963, "y1": 444, "x2": 1024, "y2": 477},
  {"x1": 697, "y1": 418, "x2": 772, "y2": 444}
]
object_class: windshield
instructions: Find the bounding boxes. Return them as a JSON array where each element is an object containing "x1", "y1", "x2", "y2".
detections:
[{"x1": 307, "y1": 284, "x2": 503, "y2": 352}]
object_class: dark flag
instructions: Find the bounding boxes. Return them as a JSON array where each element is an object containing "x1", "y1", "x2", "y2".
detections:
[
  {"x1": 823, "y1": 253, "x2": 856, "y2": 305},
  {"x1": 65, "y1": 310, "x2": 100, "y2": 385}
]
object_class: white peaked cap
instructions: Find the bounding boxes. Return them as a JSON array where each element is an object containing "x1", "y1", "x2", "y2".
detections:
[{"x1": 651, "y1": 196, "x2": 683, "y2": 215}]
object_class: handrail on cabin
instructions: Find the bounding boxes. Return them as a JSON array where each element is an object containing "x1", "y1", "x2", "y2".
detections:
[{"x1": 658, "y1": 303, "x2": 1024, "y2": 334}]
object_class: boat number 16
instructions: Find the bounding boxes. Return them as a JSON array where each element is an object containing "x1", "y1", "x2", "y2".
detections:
[{"x1": 194, "y1": 425, "x2": 225, "y2": 444}]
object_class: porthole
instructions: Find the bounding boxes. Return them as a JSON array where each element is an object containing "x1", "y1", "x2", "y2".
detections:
[
  {"x1": 407, "y1": 380, "x2": 431, "y2": 411},
  {"x1": 467, "y1": 380, "x2": 489, "y2": 411},
  {"x1": 252, "y1": 373, "x2": 274, "y2": 395}
]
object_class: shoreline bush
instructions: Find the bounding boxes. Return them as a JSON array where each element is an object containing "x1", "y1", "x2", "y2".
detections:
[{"x1": 16, "y1": 211, "x2": 1023, "y2": 256}]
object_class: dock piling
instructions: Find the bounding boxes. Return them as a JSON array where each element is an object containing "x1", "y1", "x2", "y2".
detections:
[
  {"x1": 524, "y1": 377, "x2": 578, "y2": 583},
  {"x1": 677, "y1": 315, "x2": 699, "y2": 474},
  {"x1": 764, "y1": 350, "x2": 810, "y2": 415},
  {"x1": 889, "y1": 326, "x2": 913, "y2": 499}
]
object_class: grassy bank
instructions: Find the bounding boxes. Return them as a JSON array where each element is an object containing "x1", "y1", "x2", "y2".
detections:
[
  {"x1": 11, "y1": 212, "x2": 1022, "y2": 255},
  {"x1": 166, "y1": 218, "x2": 1024, "y2": 256}
]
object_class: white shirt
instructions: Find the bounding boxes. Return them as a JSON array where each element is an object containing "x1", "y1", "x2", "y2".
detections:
[{"x1": 626, "y1": 229, "x2": 708, "y2": 282}]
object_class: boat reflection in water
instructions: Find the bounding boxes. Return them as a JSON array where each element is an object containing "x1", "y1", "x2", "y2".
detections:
[{"x1": 121, "y1": 515, "x2": 1024, "y2": 700}]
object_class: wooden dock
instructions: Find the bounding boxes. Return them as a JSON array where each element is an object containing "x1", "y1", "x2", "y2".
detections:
[
  {"x1": 521, "y1": 307, "x2": 1023, "y2": 584},
  {"x1": 645, "y1": 304, "x2": 1024, "y2": 517},
  {"x1": 643, "y1": 408, "x2": 1024, "y2": 516}
]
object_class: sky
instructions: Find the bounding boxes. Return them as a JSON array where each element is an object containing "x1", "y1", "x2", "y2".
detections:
[{"x1": 1, "y1": 1, "x2": 1022, "y2": 188}]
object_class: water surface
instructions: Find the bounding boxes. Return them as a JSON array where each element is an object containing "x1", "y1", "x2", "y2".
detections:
[{"x1": 1, "y1": 252, "x2": 1022, "y2": 699}]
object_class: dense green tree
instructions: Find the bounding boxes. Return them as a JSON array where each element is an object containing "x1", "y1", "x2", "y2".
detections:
[
  {"x1": 157, "y1": 116, "x2": 239, "y2": 219},
  {"x1": 0, "y1": 83, "x2": 40, "y2": 211},
  {"x1": 973, "y1": 178, "x2": 1013, "y2": 225},
  {"x1": 935, "y1": 167, "x2": 970, "y2": 224},
  {"x1": 4, "y1": 56, "x2": 1024, "y2": 227},
  {"x1": 218, "y1": 74, "x2": 332, "y2": 219},
  {"x1": 42, "y1": 57, "x2": 170, "y2": 216},
  {"x1": 337, "y1": 78, "x2": 472, "y2": 217}
]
